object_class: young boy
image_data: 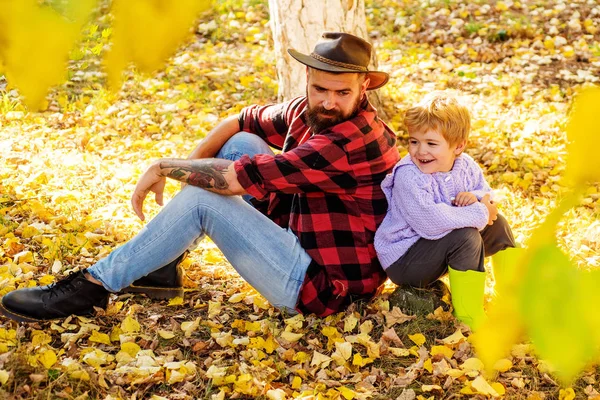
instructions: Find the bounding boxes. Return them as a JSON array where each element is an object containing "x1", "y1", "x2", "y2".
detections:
[{"x1": 374, "y1": 92, "x2": 515, "y2": 330}]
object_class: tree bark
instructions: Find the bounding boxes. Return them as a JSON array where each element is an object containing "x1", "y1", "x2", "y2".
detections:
[{"x1": 268, "y1": 0, "x2": 386, "y2": 118}]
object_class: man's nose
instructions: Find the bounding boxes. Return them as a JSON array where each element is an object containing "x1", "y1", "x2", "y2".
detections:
[{"x1": 322, "y1": 94, "x2": 336, "y2": 109}]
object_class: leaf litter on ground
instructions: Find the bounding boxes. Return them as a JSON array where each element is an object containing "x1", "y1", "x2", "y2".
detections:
[{"x1": 0, "y1": 0, "x2": 599, "y2": 398}]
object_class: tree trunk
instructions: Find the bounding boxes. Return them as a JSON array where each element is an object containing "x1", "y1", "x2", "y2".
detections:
[{"x1": 268, "y1": 0, "x2": 386, "y2": 118}]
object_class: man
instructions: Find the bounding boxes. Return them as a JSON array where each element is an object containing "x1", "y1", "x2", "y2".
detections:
[{"x1": 0, "y1": 32, "x2": 399, "y2": 322}]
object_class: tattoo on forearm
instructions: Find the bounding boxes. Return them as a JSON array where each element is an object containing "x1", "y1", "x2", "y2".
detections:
[{"x1": 159, "y1": 160, "x2": 231, "y2": 190}]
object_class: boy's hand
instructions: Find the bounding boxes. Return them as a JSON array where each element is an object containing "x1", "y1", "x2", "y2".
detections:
[
  {"x1": 453, "y1": 192, "x2": 477, "y2": 206},
  {"x1": 480, "y1": 193, "x2": 498, "y2": 225}
]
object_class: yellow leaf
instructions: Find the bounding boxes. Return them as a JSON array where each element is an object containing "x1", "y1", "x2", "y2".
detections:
[
  {"x1": 203, "y1": 249, "x2": 223, "y2": 264},
  {"x1": 292, "y1": 376, "x2": 302, "y2": 389},
  {"x1": 38, "y1": 349, "x2": 57, "y2": 369},
  {"x1": 359, "y1": 320, "x2": 373, "y2": 335},
  {"x1": 31, "y1": 332, "x2": 52, "y2": 347},
  {"x1": 352, "y1": 353, "x2": 364, "y2": 366},
  {"x1": 13, "y1": 250, "x2": 33, "y2": 264},
  {"x1": 422, "y1": 384, "x2": 442, "y2": 392},
  {"x1": 338, "y1": 386, "x2": 356, "y2": 400},
  {"x1": 495, "y1": 1, "x2": 508, "y2": 11},
  {"x1": 266, "y1": 389, "x2": 287, "y2": 400},
  {"x1": 121, "y1": 342, "x2": 141, "y2": 357},
  {"x1": 105, "y1": 301, "x2": 124, "y2": 316},
  {"x1": 264, "y1": 335, "x2": 278, "y2": 354},
  {"x1": 205, "y1": 365, "x2": 228, "y2": 379},
  {"x1": 409, "y1": 333, "x2": 426, "y2": 346},
  {"x1": 389, "y1": 347, "x2": 411, "y2": 357},
  {"x1": 491, "y1": 382, "x2": 506, "y2": 396},
  {"x1": 423, "y1": 358, "x2": 433, "y2": 373},
  {"x1": 158, "y1": 330, "x2": 176, "y2": 339},
  {"x1": 430, "y1": 345, "x2": 454, "y2": 359},
  {"x1": 168, "y1": 296, "x2": 184, "y2": 306},
  {"x1": 447, "y1": 368, "x2": 464, "y2": 378},
  {"x1": 38, "y1": 275, "x2": 55, "y2": 286},
  {"x1": 294, "y1": 352, "x2": 310, "y2": 363},
  {"x1": 461, "y1": 358, "x2": 484, "y2": 372},
  {"x1": 110, "y1": 326, "x2": 123, "y2": 342},
  {"x1": 284, "y1": 314, "x2": 305, "y2": 331},
  {"x1": 245, "y1": 321, "x2": 261, "y2": 332},
  {"x1": 344, "y1": 313, "x2": 359, "y2": 332},
  {"x1": 181, "y1": 318, "x2": 201, "y2": 337},
  {"x1": 311, "y1": 351, "x2": 332, "y2": 368},
  {"x1": 253, "y1": 296, "x2": 270, "y2": 310},
  {"x1": 0, "y1": 370, "x2": 9, "y2": 385},
  {"x1": 167, "y1": 369, "x2": 186, "y2": 384},
  {"x1": 89, "y1": 330, "x2": 112, "y2": 345},
  {"x1": 335, "y1": 341, "x2": 353, "y2": 361},
  {"x1": 559, "y1": 388, "x2": 576, "y2": 400},
  {"x1": 322, "y1": 326, "x2": 341, "y2": 339},
  {"x1": 470, "y1": 376, "x2": 499, "y2": 396},
  {"x1": 208, "y1": 301, "x2": 222, "y2": 318},
  {"x1": 493, "y1": 358, "x2": 513, "y2": 372},
  {"x1": 121, "y1": 316, "x2": 140, "y2": 333},
  {"x1": 228, "y1": 293, "x2": 245, "y2": 303},
  {"x1": 280, "y1": 331, "x2": 303, "y2": 343},
  {"x1": 383, "y1": 307, "x2": 416, "y2": 327}
]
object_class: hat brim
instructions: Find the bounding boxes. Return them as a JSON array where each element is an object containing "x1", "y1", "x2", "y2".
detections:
[{"x1": 288, "y1": 48, "x2": 389, "y2": 90}]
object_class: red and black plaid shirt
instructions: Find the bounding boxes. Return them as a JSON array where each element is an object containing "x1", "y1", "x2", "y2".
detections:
[{"x1": 233, "y1": 96, "x2": 399, "y2": 316}]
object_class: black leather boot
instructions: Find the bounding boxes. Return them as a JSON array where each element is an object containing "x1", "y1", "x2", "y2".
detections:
[
  {"x1": 121, "y1": 252, "x2": 186, "y2": 299},
  {"x1": 0, "y1": 271, "x2": 109, "y2": 323}
]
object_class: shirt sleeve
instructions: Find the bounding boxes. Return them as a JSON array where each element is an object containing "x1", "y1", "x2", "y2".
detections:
[
  {"x1": 238, "y1": 97, "x2": 304, "y2": 150},
  {"x1": 393, "y1": 169, "x2": 489, "y2": 239},
  {"x1": 233, "y1": 133, "x2": 357, "y2": 200}
]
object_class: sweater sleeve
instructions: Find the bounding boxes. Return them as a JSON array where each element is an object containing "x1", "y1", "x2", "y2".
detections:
[
  {"x1": 463, "y1": 155, "x2": 492, "y2": 200},
  {"x1": 393, "y1": 168, "x2": 489, "y2": 239}
]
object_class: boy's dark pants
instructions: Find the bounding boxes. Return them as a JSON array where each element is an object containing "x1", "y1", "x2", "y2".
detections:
[{"x1": 386, "y1": 214, "x2": 515, "y2": 287}]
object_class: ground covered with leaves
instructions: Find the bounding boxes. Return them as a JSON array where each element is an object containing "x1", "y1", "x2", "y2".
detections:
[{"x1": 0, "y1": 0, "x2": 599, "y2": 399}]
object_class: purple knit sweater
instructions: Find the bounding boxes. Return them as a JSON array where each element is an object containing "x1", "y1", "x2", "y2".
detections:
[{"x1": 374, "y1": 153, "x2": 491, "y2": 269}]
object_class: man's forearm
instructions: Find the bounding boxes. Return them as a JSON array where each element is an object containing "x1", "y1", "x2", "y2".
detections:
[{"x1": 157, "y1": 158, "x2": 246, "y2": 195}]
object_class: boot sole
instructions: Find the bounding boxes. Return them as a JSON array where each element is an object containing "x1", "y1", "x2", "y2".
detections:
[
  {"x1": 0, "y1": 302, "x2": 59, "y2": 323},
  {"x1": 121, "y1": 285, "x2": 184, "y2": 300}
]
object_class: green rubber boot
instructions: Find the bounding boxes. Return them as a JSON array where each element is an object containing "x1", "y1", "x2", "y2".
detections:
[
  {"x1": 448, "y1": 267, "x2": 486, "y2": 331},
  {"x1": 491, "y1": 247, "x2": 524, "y2": 293}
]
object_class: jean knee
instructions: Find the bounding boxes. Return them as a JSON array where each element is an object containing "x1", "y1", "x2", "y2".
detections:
[{"x1": 217, "y1": 132, "x2": 273, "y2": 161}]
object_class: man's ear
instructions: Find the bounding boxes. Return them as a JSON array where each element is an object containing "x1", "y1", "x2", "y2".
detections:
[
  {"x1": 361, "y1": 77, "x2": 370, "y2": 96},
  {"x1": 454, "y1": 140, "x2": 467, "y2": 155}
]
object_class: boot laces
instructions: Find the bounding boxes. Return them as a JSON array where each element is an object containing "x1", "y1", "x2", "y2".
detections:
[{"x1": 42, "y1": 272, "x2": 81, "y2": 298}]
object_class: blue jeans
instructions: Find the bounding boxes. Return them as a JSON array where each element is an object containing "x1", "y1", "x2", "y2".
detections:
[{"x1": 87, "y1": 132, "x2": 312, "y2": 311}]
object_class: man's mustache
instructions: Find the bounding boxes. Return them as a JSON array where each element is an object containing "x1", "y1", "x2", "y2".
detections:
[{"x1": 313, "y1": 107, "x2": 340, "y2": 116}]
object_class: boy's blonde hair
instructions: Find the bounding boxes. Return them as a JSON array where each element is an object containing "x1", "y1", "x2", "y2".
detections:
[{"x1": 404, "y1": 91, "x2": 471, "y2": 147}]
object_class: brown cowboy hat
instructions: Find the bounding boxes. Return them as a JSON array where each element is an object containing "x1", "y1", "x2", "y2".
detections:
[{"x1": 288, "y1": 32, "x2": 389, "y2": 90}]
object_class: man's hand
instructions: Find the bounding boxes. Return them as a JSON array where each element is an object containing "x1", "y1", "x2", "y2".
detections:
[
  {"x1": 131, "y1": 158, "x2": 246, "y2": 221},
  {"x1": 453, "y1": 192, "x2": 477, "y2": 206},
  {"x1": 480, "y1": 193, "x2": 498, "y2": 225},
  {"x1": 131, "y1": 161, "x2": 166, "y2": 221}
]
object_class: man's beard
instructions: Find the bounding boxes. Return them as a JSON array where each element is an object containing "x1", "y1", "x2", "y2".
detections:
[{"x1": 305, "y1": 95, "x2": 362, "y2": 133}]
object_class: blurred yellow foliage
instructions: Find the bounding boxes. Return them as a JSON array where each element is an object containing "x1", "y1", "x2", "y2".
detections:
[
  {"x1": 105, "y1": 0, "x2": 212, "y2": 89},
  {"x1": 475, "y1": 89, "x2": 600, "y2": 384},
  {"x1": 0, "y1": 0, "x2": 95, "y2": 109},
  {"x1": 0, "y1": 0, "x2": 212, "y2": 108}
]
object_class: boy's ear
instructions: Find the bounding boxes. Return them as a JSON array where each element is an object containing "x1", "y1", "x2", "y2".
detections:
[{"x1": 454, "y1": 140, "x2": 467, "y2": 155}]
